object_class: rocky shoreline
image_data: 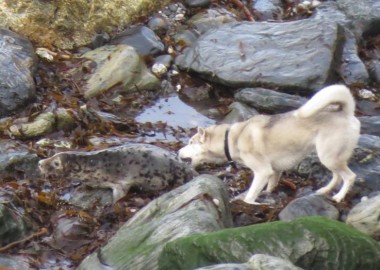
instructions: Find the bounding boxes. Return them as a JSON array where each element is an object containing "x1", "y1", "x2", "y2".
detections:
[{"x1": 0, "y1": 0, "x2": 379, "y2": 269}]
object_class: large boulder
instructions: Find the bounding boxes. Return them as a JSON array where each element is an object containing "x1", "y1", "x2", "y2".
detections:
[
  {"x1": 0, "y1": 0, "x2": 172, "y2": 49},
  {"x1": 77, "y1": 175, "x2": 233, "y2": 270},
  {"x1": 159, "y1": 216, "x2": 380, "y2": 270},
  {"x1": 0, "y1": 29, "x2": 37, "y2": 117},
  {"x1": 176, "y1": 19, "x2": 342, "y2": 93},
  {"x1": 70, "y1": 45, "x2": 160, "y2": 98},
  {"x1": 279, "y1": 195, "x2": 339, "y2": 221},
  {"x1": 346, "y1": 195, "x2": 380, "y2": 238},
  {"x1": 0, "y1": 190, "x2": 32, "y2": 246},
  {"x1": 337, "y1": 0, "x2": 380, "y2": 37},
  {"x1": 0, "y1": 140, "x2": 39, "y2": 180}
]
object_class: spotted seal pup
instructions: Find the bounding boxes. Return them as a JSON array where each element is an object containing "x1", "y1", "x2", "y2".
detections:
[{"x1": 39, "y1": 143, "x2": 196, "y2": 203}]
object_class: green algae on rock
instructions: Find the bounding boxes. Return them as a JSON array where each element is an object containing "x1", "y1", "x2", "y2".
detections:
[{"x1": 158, "y1": 216, "x2": 380, "y2": 270}]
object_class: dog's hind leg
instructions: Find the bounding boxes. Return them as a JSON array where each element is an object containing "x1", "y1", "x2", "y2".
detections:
[
  {"x1": 265, "y1": 171, "x2": 282, "y2": 193},
  {"x1": 315, "y1": 172, "x2": 341, "y2": 196},
  {"x1": 332, "y1": 165, "x2": 356, "y2": 202},
  {"x1": 316, "y1": 127, "x2": 358, "y2": 202}
]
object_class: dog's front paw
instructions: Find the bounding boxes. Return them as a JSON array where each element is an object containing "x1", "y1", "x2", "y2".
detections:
[
  {"x1": 243, "y1": 198, "x2": 262, "y2": 205},
  {"x1": 315, "y1": 187, "x2": 331, "y2": 195},
  {"x1": 332, "y1": 193, "x2": 344, "y2": 203}
]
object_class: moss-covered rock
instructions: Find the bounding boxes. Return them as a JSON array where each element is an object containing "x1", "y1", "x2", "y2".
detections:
[
  {"x1": 77, "y1": 175, "x2": 233, "y2": 270},
  {"x1": 0, "y1": 0, "x2": 172, "y2": 49},
  {"x1": 159, "y1": 216, "x2": 380, "y2": 270}
]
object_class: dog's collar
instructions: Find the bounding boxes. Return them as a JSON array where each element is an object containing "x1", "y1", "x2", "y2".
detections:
[{"x1": 224, "y1": 129, "x2": 236, "y2": 168}]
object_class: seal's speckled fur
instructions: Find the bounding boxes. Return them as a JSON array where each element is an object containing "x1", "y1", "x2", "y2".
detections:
[{"x1": 39, "y1": 144, "x2": 196, "y2": 203}]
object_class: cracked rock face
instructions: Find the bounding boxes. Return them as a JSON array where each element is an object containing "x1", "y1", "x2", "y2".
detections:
[{"x1": 176, "y1": 19, "x2": 341, "y2": 92}]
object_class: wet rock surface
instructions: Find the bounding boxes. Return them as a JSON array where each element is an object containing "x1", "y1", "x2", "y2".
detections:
[
  {"x1": 0, "y1": 190, "x2": 31, "y2": 246},
  {"x1": 346, "y1": 194, "x2": 380, "y2": 238},
  {"x1": 110, "y1": 26, "x2": 165, "y2": 56},
  {"x1": 279, "y1": 195, "x2": 339, "y2": 221},
  {"x1": 176, "y1": 19, "x2": 340, "y2": 91},
  {"x1": 72, "y1": 44, "x2": 160, "y2": 98},
  {"x1": 0, "y1": 29, "x2": 37, "y2": 117}
]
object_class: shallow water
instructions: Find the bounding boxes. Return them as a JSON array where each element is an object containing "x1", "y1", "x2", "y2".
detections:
[{"x1": 136, "y1": 95, "x2": 215, "y2": 129}]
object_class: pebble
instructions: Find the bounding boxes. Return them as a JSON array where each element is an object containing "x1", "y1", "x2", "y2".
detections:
[
  {"x1": 184, "y1": 0, "x2": 211, "y2": 8},
  {"x1": 110, "y1": 26, "x2": 164, "y2": 56},
  {"x1": 154, "y1": 54, "x2": 173, "y2": 68},
  {"x1": 148, "y1": 14, "x2": 170, "y2": 35},
  {"x1": 152, "y1": 63, "x2": 168, "y2": 77},
  {"x1": 358, "y1": 89, "x2": 377, "y2": 101},
  {"x1": 174, "y1": 30, "x2": 199, "y2": 49}
]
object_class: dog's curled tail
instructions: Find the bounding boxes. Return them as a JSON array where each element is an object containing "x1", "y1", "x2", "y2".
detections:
[{"x1": 295, "y1": 85, "x2": 355, "y2": 118}]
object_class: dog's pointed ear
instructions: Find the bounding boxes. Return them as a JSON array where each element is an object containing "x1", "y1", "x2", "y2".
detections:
[{"x1": 198, "y1": 127, "x2": 207, "y2": 143}]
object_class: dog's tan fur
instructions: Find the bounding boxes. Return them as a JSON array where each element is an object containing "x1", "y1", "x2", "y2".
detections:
[{"x1": 179, "y1": 85, "x2": 361, "y2": 204}]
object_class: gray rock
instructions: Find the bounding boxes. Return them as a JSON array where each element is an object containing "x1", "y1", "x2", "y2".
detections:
[
  {"x1": 47, "y1": 210, "x2": 93, "y2": 251},
  {"x1": 235, "y1": 88, "x2": 307, "y2": 113},
  {"x1": 176, "y1": 20, "x2": 340, "y2": 92},
  {"x1": 313, "y1": 2, "x2": 369, "y2": 85},
  {"x1": 0, "y1": 29, "x2": 37, "y2": 117},
  {"x1": 69, "y1": 187, "x2": 113, "y2": 210},
  {"x1": 0, "y1": 190, "x2": 31, "y2": 246},
  {"x1": 339, "y1": 29, "x2": 369, "y2": 85},
  {"x1": 148, "y1": 14, "x2": 170, "y2": 35},
  {"x1": 91, "y1": 32, "x2": 110, "y2": 49},
  {"x1": 359, "y1": 116, "x2": 380, "y2": 136},
  {"x1": 195, "y1": 254, "x2": 303, "y2": 270},
  {"x1": 154, "y1": 54, "x2": 173, "y2": 68},
  {"x1": 0, "y1": 140, "x2": 39, "y2": 180},
  {"x1": 337, "y1": 0, "x2": 380, "y2": 37},
  {"x1": 74, "y1": 45, "x2": 160, "y2": 98},
  {"x1": 110, "y1": 26, "x2": 165, "y2": 56},
  {"x1": 367, "y1": 60, "x2": 380, "y2": 83},
  {"x1": 179, "y1": 82, "x2": 211, "y2": 102},
  {"x1": 350, "y1": 135, "x2": 380, "y2": 195},
  {"x1": 0, "y1": 255, "x2": 33, "y2": 270},
  {"x1": 185, "y1": 0, "x2": 211, "y2": 8},
  {"x1": 77, "y1": 175, "x2": 232, "y2": 270},
  {"x1": 174, "y1": 29, "x2": 199, "y2": 49},
  {"x1": 313, "y1": 1, "x2": 349, "y2": 26},
  {"x1": 279, "y1": 195, "x2": 339, "y2": 221},
  {"x1": 39, "y1": 143, "x2": 196, "y2": 203},
  {"x1": 346, "y1": 194, "x2": 380, "y2": 237},
  {"x1": 187, "y1": 8, "x2": 237, "y2": 34},
  {"x1": 252, "y1": 0, "x2": 283, "y2": 20},
  {"x1": 222, "y1": 102, "x2": 259, "y2": 124}
]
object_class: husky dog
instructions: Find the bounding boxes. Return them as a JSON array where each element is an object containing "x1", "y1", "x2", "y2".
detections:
[{"x1": 179, "y1": 85, "x2": 360, "y2": 204}]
